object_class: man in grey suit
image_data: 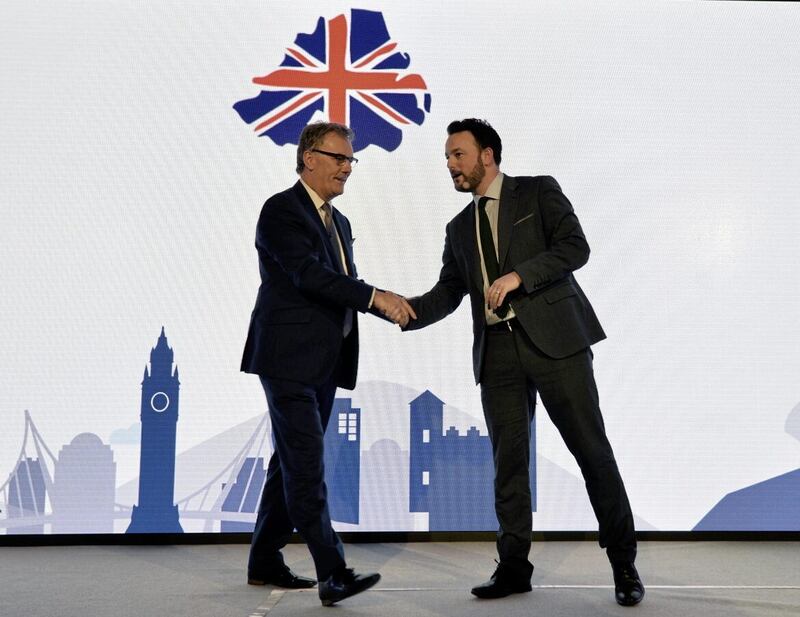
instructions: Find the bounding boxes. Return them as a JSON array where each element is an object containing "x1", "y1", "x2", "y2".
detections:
[{"x1": 404, "y1": 118, "x2": 644, "y2": 606}]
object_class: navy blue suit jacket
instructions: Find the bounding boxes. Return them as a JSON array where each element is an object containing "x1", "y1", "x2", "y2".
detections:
[
  {"x1": 241, "y1": 181, "x2": 373, "y2": 390},
  {"x1": 406, "y1": 175, "x2": 606, "y2": 384}
]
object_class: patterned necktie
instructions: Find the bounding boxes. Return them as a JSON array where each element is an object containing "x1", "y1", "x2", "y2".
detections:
[
  {"x1": 478, "y1": 196, "x2": 509, "y2": 318},
  {"x1": 321, "y1": 202, "x2": 353, "y2": 336},
  {"x1": 322, "y1": 203, "x2": 345, "y2": 273}
]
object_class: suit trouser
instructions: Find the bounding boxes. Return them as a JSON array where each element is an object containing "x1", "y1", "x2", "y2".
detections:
[
  {"x1": 248, "y1": 374, "x2": 345, "y2": 581},
  {"x1": 480, "y1": 324, "x2": 637, "y2": 574}
]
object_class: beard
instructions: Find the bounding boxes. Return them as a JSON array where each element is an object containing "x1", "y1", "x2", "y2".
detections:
[{"x1": 453, "y1": 158, "x2": 486, "y2": 193}]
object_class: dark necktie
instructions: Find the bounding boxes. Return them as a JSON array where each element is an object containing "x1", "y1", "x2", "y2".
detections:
[
  {"x1": 478, "y1": 196, "x2": 508, "y2": 318},
  {"x1": 322, "y1": 202, "x2": 353, "y2": 336}
]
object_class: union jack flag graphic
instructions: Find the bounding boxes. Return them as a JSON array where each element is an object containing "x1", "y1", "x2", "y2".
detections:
[{"x1": 233, "y1": 9, "x2": 431, "y2": 152}]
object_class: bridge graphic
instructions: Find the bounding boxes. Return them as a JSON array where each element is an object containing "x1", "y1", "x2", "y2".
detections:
[
  {"x1": 1, "y1": 404, "x2": 359, "y2": 534},
  {"x1": 0, "y1": 329, "x2": 292, "y2": 534},
  {"x1": 0, "y1": 409, "x2": 278, "y2": 534},
  {"x1": 0, "y1": 330, "x2": 510, "y2": 535},
  {"x1": 1, "y1": 410, "x2": 57, "y2": 532}
]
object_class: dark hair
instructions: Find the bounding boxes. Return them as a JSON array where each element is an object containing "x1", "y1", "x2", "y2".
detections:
[
  {"x1": 296, "y1": 122, "x2": 355, "y2": 173},
  {"x1": 447, "y1": 118, "x2": 502, "y2": 165}
]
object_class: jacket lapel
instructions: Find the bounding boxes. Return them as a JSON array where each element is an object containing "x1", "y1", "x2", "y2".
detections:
[
  {"x1": 497, "y1": 175, "x2": 519, "y2": 272},
  {"x1": 293, "y1": 182, "x2": 342, "y2": 269}
]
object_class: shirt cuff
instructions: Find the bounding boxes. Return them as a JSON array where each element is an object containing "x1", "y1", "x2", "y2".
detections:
[{"x1": 368, "y1": 287, "x2": 376, "y2": 309}]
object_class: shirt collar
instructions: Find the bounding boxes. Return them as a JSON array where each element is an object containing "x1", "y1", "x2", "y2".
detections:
[
  {"x1": 299, "y1": 178, "x2": 327, "y2": 211},
  {"x1": 473, "y1": 172, "x2": 504, "y2": 206}
]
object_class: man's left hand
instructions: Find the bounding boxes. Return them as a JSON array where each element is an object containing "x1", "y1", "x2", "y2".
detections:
[{"x1": 487, "y1": 272, "x2": 522, "y2": 310}]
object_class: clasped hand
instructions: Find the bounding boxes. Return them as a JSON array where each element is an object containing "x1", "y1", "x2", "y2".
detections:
[
  {"x1": 486, "y1": 272, "x2": 522, "y2": 310},
  {"x1": 374, "y1": 290, "x2": 417, "y2": 327}
]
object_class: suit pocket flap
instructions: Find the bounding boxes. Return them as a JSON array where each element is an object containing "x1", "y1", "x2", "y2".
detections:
[
  {"x1": 544, "y1": 284, "x2": 577, "y2": 304},
  {"x1": 265, "y1": 307, "x2": 312, "y2": 324}
]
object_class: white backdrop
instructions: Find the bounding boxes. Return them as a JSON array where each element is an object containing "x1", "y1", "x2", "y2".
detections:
[{"x1": 1, "y1": 0, "x2": 799, "y2": 533}]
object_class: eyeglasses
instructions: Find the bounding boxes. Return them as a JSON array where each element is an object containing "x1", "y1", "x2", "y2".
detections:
[{"x1": 311, "y1": 149, "x2": 359, "y2": 166}]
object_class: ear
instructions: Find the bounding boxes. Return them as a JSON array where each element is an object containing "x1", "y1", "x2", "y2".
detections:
[
  {"x1": 303, "y1": 149, "x2": 316, "y2": 171},
  {"x1": 481, "y1": 147, "x2": 495, "y2": 166}
]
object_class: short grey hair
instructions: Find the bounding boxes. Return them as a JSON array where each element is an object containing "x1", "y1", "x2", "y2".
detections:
[{"x1": 296, "y1": 122, "x2": 355, "y2": 173}]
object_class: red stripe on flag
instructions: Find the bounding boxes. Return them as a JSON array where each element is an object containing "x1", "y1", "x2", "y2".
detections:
[
  {"x1": 253, "y1": 91, "x2": 321, "y2": 132},
  {"x1": 358, "y1": 92, "x2": 411, "y2": 125},
  {"x1": 287, "y1": 48, "x2": 319, "y2": 68},
  {"x1": 353, "y1": 43, "x2": 397, "y2": 69}
]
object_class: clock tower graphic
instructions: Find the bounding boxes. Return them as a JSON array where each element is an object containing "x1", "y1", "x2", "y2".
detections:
[{"x1": 127, "y1": 327, "x2": 184, "y2": 533}]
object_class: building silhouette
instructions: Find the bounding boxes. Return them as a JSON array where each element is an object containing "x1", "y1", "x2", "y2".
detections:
[
  {"x1": 127, "y1": 327, "x2": 183, "y2": 533},
  {"x1": 6, "y1": 457, "x2": 46, "y2": 534},
  {"x1": 409, "y1": 391, "x2": 536, "y2": 531},
  {"x1": 218, "y1": 398, "x2": 362, "y2": 532},
  {"x1": 53, "y1": 433, "x2": 116, "y2": 533},
  {"x1": 324, "y1": 398, "x2": 360, "y2": 524},
  {"x1": 359, "y1": 439, "x2": 414, "y2": 530}
]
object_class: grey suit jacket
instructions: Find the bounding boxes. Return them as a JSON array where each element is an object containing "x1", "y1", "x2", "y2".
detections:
[{"x1": 405, "y1": 175, "x2": 605, "y2": 384}]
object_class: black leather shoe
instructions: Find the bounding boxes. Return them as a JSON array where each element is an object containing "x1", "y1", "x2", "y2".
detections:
[
  {"x1": 471, "y1": 562, "x2": 533, "y2": 599},
  {"x1": 247, "y1": 563, "x2": 316, "y2": 588},
  {"x1": 612, "y1": 562, "x2": 644, "y2": 606},
  {"x1": 318, "y1": 567, "x2": 381, "y2": 606}
]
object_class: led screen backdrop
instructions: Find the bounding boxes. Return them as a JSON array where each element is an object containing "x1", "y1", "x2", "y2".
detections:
[{"x1": 1, "y1": 1, "x2": 799, "y2": 534}]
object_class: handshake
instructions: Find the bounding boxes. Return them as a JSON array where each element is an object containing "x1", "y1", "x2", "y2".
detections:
[{"x1": 373, "y1": 290, "x2": 417, "y2": 328}]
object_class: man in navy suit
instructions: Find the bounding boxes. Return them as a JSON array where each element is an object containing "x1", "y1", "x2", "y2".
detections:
[
  {"x1": 404, "y1": 119, "x2": 644, "y2": 606},
  {"x1": 241, "y1": 121, "x2": 415, "y2": 606}
]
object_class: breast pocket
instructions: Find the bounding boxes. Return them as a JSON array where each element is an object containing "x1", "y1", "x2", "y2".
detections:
[{"x1": 513, "y1": 212, "x2": 536, "y2": 226}]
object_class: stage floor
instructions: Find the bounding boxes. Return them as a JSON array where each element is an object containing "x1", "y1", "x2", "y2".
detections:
[{"x1": 1, "y1": 541, "x2": 798, "y2": 616}]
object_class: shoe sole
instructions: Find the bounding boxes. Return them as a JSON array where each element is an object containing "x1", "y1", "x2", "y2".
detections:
[
  {"x1": 247, "y1": 578, "x2": 316, "y2": 589},
  {"x1": 320, "y1": 574, "x2": 381, "y2": 606},
  {"x1": 471, "y1": 584, "x2": 532, "y2": 599}
]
